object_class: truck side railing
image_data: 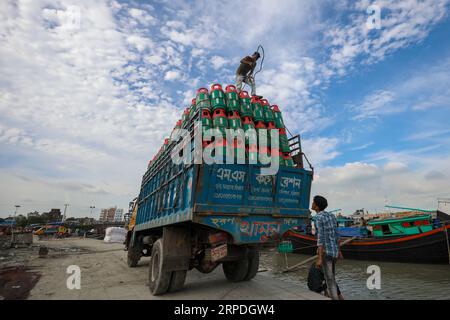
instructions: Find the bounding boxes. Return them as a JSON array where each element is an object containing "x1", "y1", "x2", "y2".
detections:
[{"x1": 288, "y1": 134, "x2": 314, "y2": 178}]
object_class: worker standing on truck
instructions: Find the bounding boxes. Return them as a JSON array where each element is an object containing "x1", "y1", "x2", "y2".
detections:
[
  {"x1": 236, "y1": 52, "x2": 261, "y2": 97},
  {"x1": 312, "y1": 195, "x2": 343, "y2": 300}
]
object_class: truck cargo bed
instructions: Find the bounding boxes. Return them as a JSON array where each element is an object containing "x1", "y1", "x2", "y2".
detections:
[{"x1": 135, "y1": 162, "x2": 312, "y2": 244}]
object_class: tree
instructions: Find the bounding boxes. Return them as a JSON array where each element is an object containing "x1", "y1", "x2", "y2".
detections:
[{"x1": 16, "y1": 215, "x2": 28, "y2": 228}]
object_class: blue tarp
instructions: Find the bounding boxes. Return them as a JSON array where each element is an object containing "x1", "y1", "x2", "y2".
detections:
[
  {"x1": 338, "y1": 227, "x2": 368, "y2": 237},
  {"x1": 0, "y1": 220, "x2": 16, "y2": 226}
]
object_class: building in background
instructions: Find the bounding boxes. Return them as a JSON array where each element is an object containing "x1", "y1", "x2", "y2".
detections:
[
  {"x1": 99, "y1": 209, "x2": 106, "y2": 221},
  {"x1": 99, "y1": 207, "x2": 117, "y2": 222},
  {"x1": 27, "y1": 211, "x2": 40, "y2": 218},
  {"x1": 41, "y1": 209, "x2": 62, "y2": 222},
  {"x1": 114, "y1": 209, "x2": 123, "y2": 222}
]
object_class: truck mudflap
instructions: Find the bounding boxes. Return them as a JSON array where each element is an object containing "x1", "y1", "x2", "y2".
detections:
[
  {"x1": 194, "y1": 214, "x2": 304, "y2": 245},
  {"x1": 161, "y1": 226, "x2": 191, "y2": 272}
]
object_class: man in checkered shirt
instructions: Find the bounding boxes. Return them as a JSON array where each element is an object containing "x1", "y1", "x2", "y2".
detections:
[{"x1": 313, "y1": 195, "x2": 343, "y2": 300}]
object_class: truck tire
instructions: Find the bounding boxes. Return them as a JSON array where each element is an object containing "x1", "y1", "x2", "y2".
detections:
[
  {"x1": 127, "y1": 243, "x2": 142, "y2": 268},
  {"x1": 168, "y1": 270, "x2": 187, "y2": 292},
  {"x1": 148, "y1": 239, "x2": 171, "y2": 295},
  {"x1": 244, "y1": 249, "x2": 260, "y2": 281},
  {"x1": 223, "y1": 259, "x2": 249, "y2": 282}
]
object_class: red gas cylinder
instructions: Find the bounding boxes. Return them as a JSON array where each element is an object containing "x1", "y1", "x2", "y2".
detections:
[
  {"x1": 212, "y1": 108, "x2": 228, "y2": 129},
  {"x1": 228, "y1": 111, "x2": 242, "y2": 129},
  {"x1": 228, "y1": 110, "x2": 240, "y2": 118},
  {"x1": 226, "y1": 85, "x2": 237, "y2": 93},
  {"x1": 197, "y1": 87, "x2": 208, "y2": 94},
  {"x1": 272, "y1": 105, "x2": 284, "y2": 129},
  {"x1": 255, "y1": 121, "x2": 266, "y2": 129},
  {"x1": 277, "y1": 150, "x2": 285, "y2": 166},
  {"x1": 279, "y1": 127, "x2": 290, "y2": 152},
  {"x1": 213, "y1": 108, "x2": 227, "y2": 118},
  {"x1": 225, "y1": 84, "x2": 239, "y2": 109},
  {"x1": 242, "y1": 117, "x2": 255, "y2": 137},
  {"x1": 201, "y1": 109, "x2": 212, "y2": 128},
  {"x1": 251, "y1": 95, "x2": 261, "y2": 104},
  {"x1": 242, "y1": 116, "x2": 254, "y2": 126},
  {"x1": 182, "y1": 108, "x2": 190, "y2": 124},
  {"x1": 202, "y1": 109, "x2": 212, "y2": 118},
  {"x1": 239, "y1": 91, "x2": 250, "y2": 99},
  {"x1": 251, "y1": 97, "x2": 264, "y2": 122},
  {"x1": 272, "y1": 105, "x2": 281, "y2": 113},
  {"x1": 211, "y1": 83, "x2": 223, "y2": 92},
  {"x1": 210, "y1": 84, "x2": 226, "y2": 108},
  {"x1": 283, "y1": 152, "x2": 295, "y2": 166}
]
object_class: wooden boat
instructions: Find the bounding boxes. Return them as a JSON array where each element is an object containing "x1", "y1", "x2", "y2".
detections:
[{"x1": 284, "y1": 214, "x2": 450, "y2": 264}]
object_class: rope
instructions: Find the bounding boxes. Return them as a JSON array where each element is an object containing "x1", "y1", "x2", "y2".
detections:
[
  {"x1": 290, "y1": 244, "x2": 317, "y2": 251},
  {"x1": 252, "y1": 45, "x2": 265, "y2": 81},
  {"x1": 285, "y1": 125, "x2": 294, "y2": 138},
  {"x1": 282, "y1": 237, "x2": 357, "y2": 273}
]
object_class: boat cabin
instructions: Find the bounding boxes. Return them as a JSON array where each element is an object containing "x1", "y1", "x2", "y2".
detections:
[
  {"x1": 336, "y1": 216, "x2": 354, "y2": 228},
  {"x1": 368, "y1": 214, "x2": 433, "y2": 238}
]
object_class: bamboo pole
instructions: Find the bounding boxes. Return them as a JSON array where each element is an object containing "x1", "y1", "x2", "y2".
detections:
[{"x1": 282, "y1": 237, "x2": 357, "y2": 273}]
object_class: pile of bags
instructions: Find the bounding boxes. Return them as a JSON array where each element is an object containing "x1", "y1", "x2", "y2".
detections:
[{"x1": 103, "y1": 227, "x2": 127, "y2": 243}]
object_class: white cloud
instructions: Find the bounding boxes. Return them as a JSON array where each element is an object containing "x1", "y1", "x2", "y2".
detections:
[
  {"x1": 211, "y1": 56, "x2": 229, "y2": 70},
  {"x1": 348, "y1": 57, "x2": 450, "y2": 121},
  {"x1": 405, "y1": 129, "x2": 450, "y2": 142},
  {"x1": 302, "y1": 137, "x2": 340, "y2": 168},
  {"x1": 398, "y1": 58, "x2": 450, "y2": 111},
  {"x1": 126, "y1": 34, "x2": 153, "y2": 52},
  {"x1": 350, "y1": 90, "x2": 401, "y2": 120},
  {"x1": 324, "y1": 0, "x2": 450, "y2": 75},
  {"x1": 383, "y1": 162, "x2": 408, "y2": 173},
  {"x1": 349, "y1": 142, "x2": 374, "y2": 151},
  {"x1": 164, "y1": 69, "x2": 182, "y2": 81},
  {"x1": 127, "y1": 7, "x2": 155, "y2": 26},
  {"x1": 313, "y1": 157, "x2": 450, "y2": 213}
]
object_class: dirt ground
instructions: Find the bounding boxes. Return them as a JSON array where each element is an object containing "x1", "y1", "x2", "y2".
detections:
[{"x1": 0, "y1": 237, "x2": 325, "y2": 300}]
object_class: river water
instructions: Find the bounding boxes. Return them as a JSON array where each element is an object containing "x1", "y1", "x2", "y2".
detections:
[{"x1": 259, "y1": 251, "x2": 450, "y2": 300}]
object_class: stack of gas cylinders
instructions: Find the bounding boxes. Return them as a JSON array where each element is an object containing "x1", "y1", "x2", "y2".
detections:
[{"x1": 148, "y1": 84, "x2": 295, "y2": 170}]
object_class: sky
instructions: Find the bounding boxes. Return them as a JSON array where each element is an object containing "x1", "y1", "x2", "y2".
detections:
[{"x1": 0, "y1": 0, "x2": 450, "y2": 218}]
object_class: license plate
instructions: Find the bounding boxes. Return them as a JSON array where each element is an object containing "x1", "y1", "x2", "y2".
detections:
[{"x1": 211, "y1": 244, "x2": 227, "y2": 262}]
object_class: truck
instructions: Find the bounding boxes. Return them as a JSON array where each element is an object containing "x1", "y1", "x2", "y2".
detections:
[{"x1": 125, "y1": 88, "x2": 314, "y2": 295}]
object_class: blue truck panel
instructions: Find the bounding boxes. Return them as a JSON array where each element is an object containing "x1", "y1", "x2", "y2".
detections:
[
  {"x1": 196, "y1": 215, "x2": 304, "y2": 243},
  {"x1": 135, "y1": 162, "x2": 312, "y2": 244}
]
